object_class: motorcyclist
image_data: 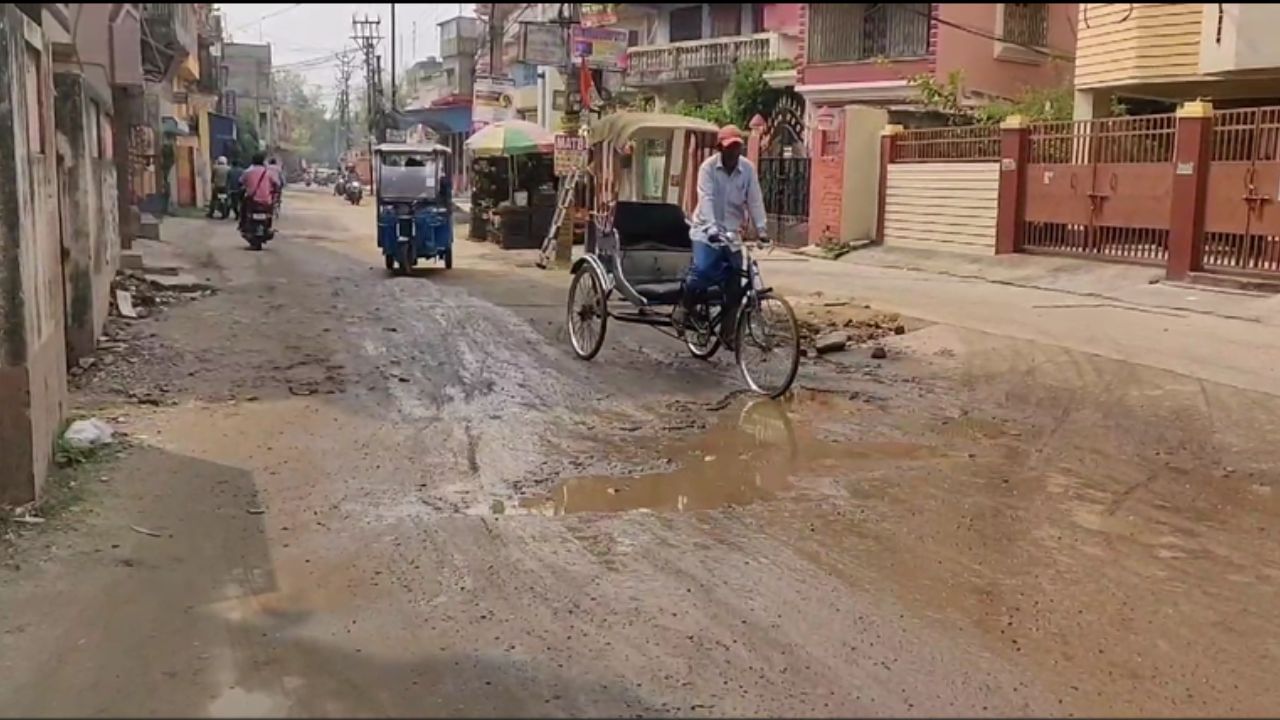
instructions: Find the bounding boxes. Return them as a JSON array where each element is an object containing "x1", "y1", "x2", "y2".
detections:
[
  {"x1": 675, "y1": 125, "x2": 768, "y2": 341},
  {"x1": 267, "y1": 158, "x2": 284, "y2": 214},
  {"x1": 227, "y1": 159, "x2": 245, "y2": 220},
  {"x1": 239, "y1": 152, "x2": 282, "y2": 230},
  {"x1": 207, "y1": 156, "x2": 230, "y2": 217}
]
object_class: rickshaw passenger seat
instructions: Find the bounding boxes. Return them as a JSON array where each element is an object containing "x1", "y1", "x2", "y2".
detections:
[{"x1": 614, "y1": 201, "x2": 691, "y2": 250}]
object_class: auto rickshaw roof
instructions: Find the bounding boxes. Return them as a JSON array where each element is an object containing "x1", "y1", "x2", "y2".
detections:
[
  {"x1": 373, "y1": 142, "x2": 452, "y2": 156},
  {"x1": 589, "y1": 113, "x2": 720, "y2": 146}
]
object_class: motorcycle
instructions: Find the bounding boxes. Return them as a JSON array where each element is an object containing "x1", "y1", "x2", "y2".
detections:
[
  {"x1": 334, "y1": 178, "x2": 346, "y2": 197},
  {"x1": 241, "y1": 203, "x2": 275, "y2": 251},
  {"x1": 208, "y1": 189, "x2": 232, "y2": 219},
  {"x1": 346, "y1": 182, "x2": 363, "y2": 206}
]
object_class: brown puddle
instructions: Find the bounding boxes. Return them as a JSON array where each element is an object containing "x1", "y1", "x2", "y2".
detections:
[{"x1": 519, "y1": 393, "x2": 939, "y2": 515}]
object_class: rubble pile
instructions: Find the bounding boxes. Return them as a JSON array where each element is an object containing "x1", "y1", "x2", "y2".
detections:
[
  {"x1": 795, "y1": 301, "x2": 907, "y2": 357},
  {"x1": 109, "y1": 271, "x2": 214, "y2": 320}
]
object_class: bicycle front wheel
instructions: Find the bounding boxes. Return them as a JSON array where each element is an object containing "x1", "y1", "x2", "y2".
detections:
[{"x1": 735, "y1": 293, "x2": 800, "y2": 398}]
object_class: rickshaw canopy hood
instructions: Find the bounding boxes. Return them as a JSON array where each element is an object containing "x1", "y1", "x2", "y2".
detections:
[
  {"x1": 590, "y1": 112, "x2": 720, "y2": 146},
  {"x1": 374, "y1": 142, "x2": 452, "y2": 156}
]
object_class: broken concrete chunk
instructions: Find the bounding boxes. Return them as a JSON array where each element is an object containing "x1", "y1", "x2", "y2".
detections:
[
  {"x1": 870, "y1": 346, "x2": 888, "y2": 359},
  {"x1": 115, "y1": 289, "x2": 138, "y2": 319},
  {"x1": 814, "y1": 331, "x2": 850, "y2": 354}
]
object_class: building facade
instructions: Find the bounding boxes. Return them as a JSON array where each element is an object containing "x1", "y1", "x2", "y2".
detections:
[
  {"x1": 221, "y1": 42, "x2": 273, "y2": 148},
  {"x1": 1073, "y1": 3, "x2": 1280, "y2": 119},
  {"x1": 623, "y1": 3, "x2": 802, "y2": 109},
  {"x1": 796, "y1": 3, "x2": 1076, "y2": 244}
]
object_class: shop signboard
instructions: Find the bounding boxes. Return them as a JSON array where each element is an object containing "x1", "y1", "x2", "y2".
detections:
[{"x1": 572, "y1": 26, "x2": 628, "y2": 70}]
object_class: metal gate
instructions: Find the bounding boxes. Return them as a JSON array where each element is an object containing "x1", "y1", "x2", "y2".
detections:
[
  {"x1": 758, "y1": 93, "x2": 810, "y2": 247},
  {"x1": 1022, "y1": 115, "x2": 1176, "y2": 263},
  {"x1": 1203, "y1": 107, "x2": 1280, "y2": 274}
]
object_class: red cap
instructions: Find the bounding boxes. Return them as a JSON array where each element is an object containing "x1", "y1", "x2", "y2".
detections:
[{"x1": 717, "y1": 125, "x2": 744, "y2": 148}]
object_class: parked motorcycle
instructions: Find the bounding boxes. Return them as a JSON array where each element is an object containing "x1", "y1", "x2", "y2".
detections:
[
  {"x1": 208, "y1": 189, "x2": 231, "y2": 219},
  {"x1": 241, "y1": 204, "x2": 275, "y2": 251},
  {"x1": 346, "y1": 182, "x2": 363, "y2": 206}
]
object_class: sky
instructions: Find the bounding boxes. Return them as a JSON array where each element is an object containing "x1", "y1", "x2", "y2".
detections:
[{"x1": 217, "y1": 3, "x2": 476, "y2": 104}]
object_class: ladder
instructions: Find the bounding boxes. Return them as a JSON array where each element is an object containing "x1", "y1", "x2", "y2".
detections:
[{"x1": 537, "y1": 166, "x2": 583, "y2": 269}]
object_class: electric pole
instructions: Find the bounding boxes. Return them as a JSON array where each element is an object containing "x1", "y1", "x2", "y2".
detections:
[
  {"x1": 334, "y1": 51, "x2": 356, "y2": 157},
  {"x1": 390, "y1": 3, "x2": 397, "y2": 109},
  {"x1": 351, "y1": 14, "x2": 384, "y2": 140},
  {"x1": 554, "y1": 3, "x2": 583, "y2": 268}
]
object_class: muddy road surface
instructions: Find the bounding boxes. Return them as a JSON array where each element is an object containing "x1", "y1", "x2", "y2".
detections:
[{"x1": 3, "y1": 187, "x2": 1279, "y2": 717}]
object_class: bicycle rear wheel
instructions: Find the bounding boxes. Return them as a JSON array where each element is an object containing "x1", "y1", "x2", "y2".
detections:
[{"x1": 735, "y1": 293, "x2": 800, "y2": 398}]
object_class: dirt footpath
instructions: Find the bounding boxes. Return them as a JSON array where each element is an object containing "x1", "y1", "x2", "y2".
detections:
[{"x1": 2, "y1": 188, "x2": 1279, "y2": 717}]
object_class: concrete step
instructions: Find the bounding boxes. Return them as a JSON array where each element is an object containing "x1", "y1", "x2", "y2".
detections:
[{"x1": 1185, "y1": 270, "x2": 1280, "y2": 295}]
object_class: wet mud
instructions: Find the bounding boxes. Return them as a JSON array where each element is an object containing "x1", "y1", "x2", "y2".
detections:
[{"x1": 3, "y1": 189, "x2": 1279, "y2": 717}]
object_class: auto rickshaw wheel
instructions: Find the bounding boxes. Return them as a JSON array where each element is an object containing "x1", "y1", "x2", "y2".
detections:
[
  {"x1": 384, "y1": 253, "x2": 395, "y2": 271},
  {"x1": 396, "y1": 243, "x2": 413, "y2": 276},
  {"x1": 444, "y1": 249, "x2": 453, "y2": 269}
]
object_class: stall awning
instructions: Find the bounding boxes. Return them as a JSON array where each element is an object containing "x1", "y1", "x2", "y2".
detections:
[{"x1": 390, "y1": 105, "x2": 473, "y2": 135}]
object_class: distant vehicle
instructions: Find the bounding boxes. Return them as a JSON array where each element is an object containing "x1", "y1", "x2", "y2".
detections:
[
  {"x1": 241, "y1": 206, "x2": 275, "y2": 250},
  {"x1": 374, "y1": 142, "x2": 454, "y2": 274},
  {"x1": 209, "y1": 188, "x2": 232, "y2": 220}
]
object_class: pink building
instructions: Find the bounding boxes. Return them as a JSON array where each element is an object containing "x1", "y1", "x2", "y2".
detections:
[{"x1": 794, "y1": 3, "x2": 1076, "y2": 243}]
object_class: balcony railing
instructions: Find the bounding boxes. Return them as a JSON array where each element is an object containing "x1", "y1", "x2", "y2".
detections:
[
  {"x1": 142, "y1": 3, "x2": 197, "y2": 61},
  {"x1": 808, "y1": 3, "x2": 930, "y2": 64},
  {"x1": 626, "y1": 33, "x2": 797, "y2": 87}
]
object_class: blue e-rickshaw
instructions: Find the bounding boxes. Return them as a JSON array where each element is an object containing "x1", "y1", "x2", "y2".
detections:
[{"x1": 374, "y1": 142, "x2": 454, "y2": 274}]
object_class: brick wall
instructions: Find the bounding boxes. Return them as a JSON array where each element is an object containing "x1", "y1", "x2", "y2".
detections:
[{"x1": 809, "y1": 115, "x2": 844, "y2": 245}]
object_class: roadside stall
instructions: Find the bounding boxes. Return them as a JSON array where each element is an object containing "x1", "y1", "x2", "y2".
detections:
[{"x1": 464, "y1": 120, "x2": 557, "y2": 249}]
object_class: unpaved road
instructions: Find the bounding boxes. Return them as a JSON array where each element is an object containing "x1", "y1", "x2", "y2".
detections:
[{"x1": 3, "y1": 188, "x2": 1280, "y2": 717}]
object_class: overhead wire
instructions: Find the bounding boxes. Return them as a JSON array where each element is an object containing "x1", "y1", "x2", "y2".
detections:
[{"x1": 230, "y1": 3, "x2": 303, "y2": 33}]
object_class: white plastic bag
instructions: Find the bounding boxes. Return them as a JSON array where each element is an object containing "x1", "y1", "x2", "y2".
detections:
[{"x1": 63, "y1": 418, "x2": 115, "y2": 449}]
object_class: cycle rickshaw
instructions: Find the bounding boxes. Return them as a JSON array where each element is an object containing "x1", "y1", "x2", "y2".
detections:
[{"x1": 565, "y1": 113, "x2": 800, "y2": 398}]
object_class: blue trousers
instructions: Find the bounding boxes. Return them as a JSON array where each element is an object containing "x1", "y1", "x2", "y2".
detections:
[{"x1": 685, "y1": 238, "x2": 743, "y2": 297}]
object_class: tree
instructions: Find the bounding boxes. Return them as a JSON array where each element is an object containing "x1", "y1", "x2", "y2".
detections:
[
  {"x1": 672, "y1": 59, "x2": 793, "y2": 129},
  {"x1": 234, "y1": 115, "x2": 262, "y2": 162},
  {"x1": 272, "y1": 68, "x2": 338, "y2": 164}
]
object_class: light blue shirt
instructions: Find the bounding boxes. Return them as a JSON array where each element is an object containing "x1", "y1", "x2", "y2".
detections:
[{"x1": 691, "y1": 153, "x2": 768, "y2": 244}]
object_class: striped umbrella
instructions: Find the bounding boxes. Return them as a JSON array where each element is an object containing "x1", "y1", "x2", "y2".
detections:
[{"x1": 464, "y1": 120, "x2": 555, "y2": 157}]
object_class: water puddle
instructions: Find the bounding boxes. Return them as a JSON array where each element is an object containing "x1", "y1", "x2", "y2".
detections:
[{"x1": 520, "y1": 393, "x2": 937, "y2": 515}]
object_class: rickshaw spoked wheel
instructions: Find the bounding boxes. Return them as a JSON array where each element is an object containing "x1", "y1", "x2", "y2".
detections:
[
  {"x1": 735, "y1": 293, "x2": 800, "y2": 399},
  {"x1": 685, "y1": 303, "x2": 721, "y2": 360},
  {"x1": 567, "y1": 264, "x2": 608, "y2": 361}
]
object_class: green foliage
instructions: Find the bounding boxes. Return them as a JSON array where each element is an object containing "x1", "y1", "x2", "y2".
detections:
[
  {"x1": 671, "y1": 99, "x2": 733, "y2": 127},
  {"x1": 908, "y1": 71, "x2": 966, "y2": 121},
  {"x1": 907, "y1": 70, "x2": 1084, "y2": 125},
  {"x1": 235, "y1": 115, "x2": 262, "y2": 161},
  {"x1": 672, "y1": 59, "x2": 794, "y2": 129},
  {"x1": 975, "y1": 84, "x2": 1074, "y2": 125},
  {"x1": 273, "y1": 68, "x2": 339, "y2": 164}
]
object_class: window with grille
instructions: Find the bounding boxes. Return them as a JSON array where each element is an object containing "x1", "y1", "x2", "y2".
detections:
[
  {"x1": 1002, "y1": 3, "x2": 1048, "y2": 48},
  {"x1": 808, "y1": 3, "x2": 930, "y2": 64}
]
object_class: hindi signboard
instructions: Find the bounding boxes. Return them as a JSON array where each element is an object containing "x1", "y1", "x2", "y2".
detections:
[
  {"x1": 572, "y1": 26, "x2": 629, "y2": 70},
  {"x1": 581, "y1": 3, "x2": 618, "y2": 28},
  {"x1": 554, "y1": 133, "x2": 588, "y2": 177},
  {"x1": 472, "y1": 76, "x2": 516, "y2": 129}
]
